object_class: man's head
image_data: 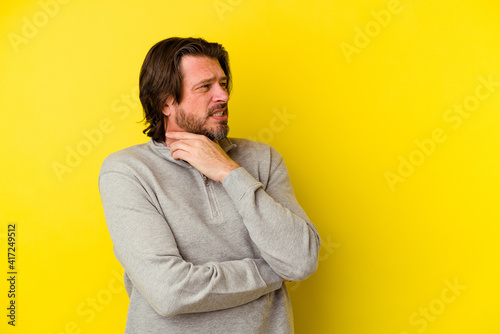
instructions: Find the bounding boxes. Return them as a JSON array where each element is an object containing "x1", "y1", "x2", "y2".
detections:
[{"x1": 139, "y1": 37, "x2": 232, "y2": 143}]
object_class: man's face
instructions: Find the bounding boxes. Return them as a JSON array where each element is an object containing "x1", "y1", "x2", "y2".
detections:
[{"x1": 163, "y1": 55, "x2": 230, "y2": 141}]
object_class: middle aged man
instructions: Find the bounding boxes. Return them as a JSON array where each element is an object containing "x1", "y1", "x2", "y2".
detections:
[{"x1": 99, "y1": 37, "x2": 321, "y2": 333}]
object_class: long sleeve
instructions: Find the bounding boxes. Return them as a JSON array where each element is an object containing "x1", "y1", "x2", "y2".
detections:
[
  {"x1": 99, "y1": 169, "x2": 283, "y2": 318},
  {"x1": 222, "y1": 148, "x2": 321, "y2": 282}
]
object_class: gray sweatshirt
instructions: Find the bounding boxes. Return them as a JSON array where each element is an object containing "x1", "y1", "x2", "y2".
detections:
[{"x1": 99, "y1": 137, "x2": 320, "y2": 333}]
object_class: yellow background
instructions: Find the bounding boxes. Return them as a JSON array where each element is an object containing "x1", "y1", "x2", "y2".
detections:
[{"x1": 1, "y1": 0, "x2": 499, "y2": 333}]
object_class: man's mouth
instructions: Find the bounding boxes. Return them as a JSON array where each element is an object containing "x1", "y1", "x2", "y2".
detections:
[
  {"x1": 209, "y1": 104, "x2": 228, "y2": 120},
  {"x1": 210, "y1": 109, "x2": 227, "y2": 122},
  {"x1": 212, "y1": 110, "x2": 225, "y2": 117}
]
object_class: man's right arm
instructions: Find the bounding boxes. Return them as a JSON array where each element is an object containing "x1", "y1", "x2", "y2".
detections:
[{"x1": 98, "y1": 169, "x2": 283, "y2": 318}]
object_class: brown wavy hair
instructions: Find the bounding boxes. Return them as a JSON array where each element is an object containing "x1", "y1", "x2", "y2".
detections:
[{"x1": 139, "y1": 37, "x2": 232, "y2": 143}]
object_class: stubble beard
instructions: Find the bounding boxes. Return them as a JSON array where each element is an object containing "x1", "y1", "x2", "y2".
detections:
[{"x1": 175, "y1": 104, "x2": 230, "y2": 141}]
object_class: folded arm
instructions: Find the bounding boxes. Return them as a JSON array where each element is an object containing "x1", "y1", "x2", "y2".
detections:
[
  {"x1": 222, "y1": 153, "x2": 321, "y2": 282},
  {"x1": 162, "y1": 132, "x2": 320, "y2": 281}
]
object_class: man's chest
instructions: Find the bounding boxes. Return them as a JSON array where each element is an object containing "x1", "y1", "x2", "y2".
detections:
[{"x1": 148, "y1": 168, "x2": 261, "y2": 264}]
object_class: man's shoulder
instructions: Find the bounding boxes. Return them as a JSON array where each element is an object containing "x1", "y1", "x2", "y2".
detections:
[
  {"x1": 100, "y1": 140, "x2": 156, "y2": 175},
  {"x1": 226, "y1": 137, "x2": 283, "y2": 165},
  {"x1": 227, "y1": 137, "x2": 278, "y2": 154}
]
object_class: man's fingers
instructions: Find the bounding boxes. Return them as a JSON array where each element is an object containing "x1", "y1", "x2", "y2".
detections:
[
  {"x1": 170, "y1": 140, "x2": 194, "y2": 152},
  {"x1": 170, "y1": 141, "x2": 194, "y2": 160},
  {"x1": 171, "y1": 148, "x2": 188, "y2": 161},
  {"x1": 165, "y1": 131, "x2": 235, "y2": 182}
]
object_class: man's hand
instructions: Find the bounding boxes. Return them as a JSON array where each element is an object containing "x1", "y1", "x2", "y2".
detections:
[{"x1": 166, "y1": 132, "x2": 240, "y2": 182}]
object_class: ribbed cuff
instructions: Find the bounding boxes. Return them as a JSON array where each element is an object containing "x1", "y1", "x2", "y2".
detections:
[{"x1": 222, "y1": 167, "x2": 262, "y2": 204}]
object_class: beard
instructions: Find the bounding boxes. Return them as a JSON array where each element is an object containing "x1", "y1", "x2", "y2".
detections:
[{"x1": 174, "y1": 103, "x2": 229, "y2": 141}]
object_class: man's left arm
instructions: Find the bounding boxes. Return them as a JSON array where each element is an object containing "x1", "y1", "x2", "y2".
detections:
[
  {"x1": 167, "y1": 132, "x2": 321, "y2": 282},
  {"x1": 222, "y1": 149, "x2": 320, "y2": 282}
]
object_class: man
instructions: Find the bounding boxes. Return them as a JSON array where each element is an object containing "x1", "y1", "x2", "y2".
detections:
[{"x1": 99, "y1": 37, "x2": 320, "y2": 333}]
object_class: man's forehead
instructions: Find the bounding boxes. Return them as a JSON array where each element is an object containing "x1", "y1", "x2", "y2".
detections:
[{"x1": 180, "y1": 55, "x2": 224, "y2": 82}]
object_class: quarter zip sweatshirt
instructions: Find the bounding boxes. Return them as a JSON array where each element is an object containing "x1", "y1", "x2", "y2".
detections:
[{"x1": 99, "y1": 137, "x2": 320, "y2": 333}]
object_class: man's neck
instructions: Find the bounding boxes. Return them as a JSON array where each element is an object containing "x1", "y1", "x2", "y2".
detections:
[{"x1": 164, "y1": 132, "x2": 219, "y2": 148}]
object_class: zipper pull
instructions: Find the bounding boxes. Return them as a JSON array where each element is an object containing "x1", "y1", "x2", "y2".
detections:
[{"x1": 203, "y1": 175, "x2": 209, "y2": 186}]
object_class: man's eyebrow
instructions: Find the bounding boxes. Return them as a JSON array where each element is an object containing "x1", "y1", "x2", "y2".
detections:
[{"x1": 193, "y1": 76, "x2": 227, "y2": 87}]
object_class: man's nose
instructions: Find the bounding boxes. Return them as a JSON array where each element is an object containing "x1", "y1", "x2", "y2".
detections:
[{"x1": 214, "y1": 84, "x2": 229, "y2": 102}]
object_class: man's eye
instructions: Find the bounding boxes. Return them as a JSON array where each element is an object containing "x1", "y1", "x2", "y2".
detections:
[{"x1": 220, "y1": 82, "x2": 227, "y2": 88}]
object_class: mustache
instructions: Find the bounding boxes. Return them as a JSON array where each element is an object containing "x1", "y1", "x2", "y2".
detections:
[{"x1": 208, "y1": 103, "x2": 228, "y2": 114}]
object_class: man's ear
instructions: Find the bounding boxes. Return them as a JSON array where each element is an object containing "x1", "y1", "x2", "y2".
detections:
[{"x1": 162, "y1": 96, "x2": 175, "y2": 116}]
